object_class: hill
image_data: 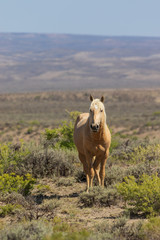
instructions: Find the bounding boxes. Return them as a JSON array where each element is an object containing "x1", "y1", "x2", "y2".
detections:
[{"x1": 0, "y1": 33, "x2": 160, "y2": 92}]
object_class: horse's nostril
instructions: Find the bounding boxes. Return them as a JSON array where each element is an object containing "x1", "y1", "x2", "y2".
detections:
[
  {"x1": 90, "y1": 124, "x2": 99, "y2": 131},
  {"x1": 90, "y1": 124, "x2": 95, "y2": 130}
]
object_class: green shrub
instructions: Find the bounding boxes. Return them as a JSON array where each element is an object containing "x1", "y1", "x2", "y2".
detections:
[
  {"x1": 44, "y1": 128, "x2": 59, "y2": 141},
  {"x1": 126, "y1": 144, "x2": 160, "y2": 164},
  {"x1": 110, "y1": 138, "x2": 160, "y2": 165},
  {"x1": 145, "y1": 122, "x2": 152, "y2": 127},
  {"x1": 117, "y1": 174, "x2": 160, "y2": 216},
  {"x1": 92, "y1": 218, "x2": 142, "y2": 240},
  {"x1": 105, "y1": 160, "x2": 159, "y2": 188},
  {"x1": 0, "y1": 204, "x2": 21, "y2": 217},
  {"x1": 45, "y1": 217, "x2": 90, "y2": 240},
  {"x1": 23, "y1": 149, "x2": 79, "y2": 178},
  {"x1": 29, "y1": 120, "x2": 40, "y2": 126},
  {"x1": 126, "y1": 162, "x2": 151, "y2": 180},
  {"x1": 109, "y1": 134, "x2": 121, "y2": 153},
  {"x1": 35, "y1": 184, "x2": 51, "y2": 193},
  {"x1": 56, "y1": 177, "x2": 76, "y2": 187},
  {"x1": 26, "y1": 127, "x2": 33, "y2": 134},
  {"x1": 0, "y1": 220, "x2": 53, "y2": 240},
  {"x1": 0, "y1": 192, "x2": 29, "y2": 208},
  {"x1": 153, "y1": 111, "x2": 160, "y2": 116},
  {"x1": 0, "y1": 140, "x2": 80, "y2": 178},
  {"x1": 140, "y1": 217, "x2": 160, "y2": 240},
  {"x1": 44, "y1": 111, "x2": 81, "y2": 150},
  {"x1": 79, "y1": 186, "x2": 119, "y2": 207},
  {"x1": 41, "y1": 199, "x2": 60, "y2": 212},
  {"x1": 106, "y1": 159, "x2": 160, "y2": 190},
  {"x1": 104, "y1": 165, "x2": 125, "y2": 186},
  {"x1": 0, "y1": 173, "x2": 36, "y2": 196},
  {"x1": 45, "y1": 231, "x2": 89, "y2": 240},
  {"x1": 0, "y1": 140, "x2": 30, "y2": 174}
]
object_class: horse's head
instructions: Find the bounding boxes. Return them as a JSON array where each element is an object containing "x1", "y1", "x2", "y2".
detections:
[{"x1": 89, "y1": 95, "x2": 106, "y2": 132}]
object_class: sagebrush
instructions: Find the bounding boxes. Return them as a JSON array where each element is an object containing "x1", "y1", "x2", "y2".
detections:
[{"x1": 117, "y1": 174, "x2": 160, "y2": 216}]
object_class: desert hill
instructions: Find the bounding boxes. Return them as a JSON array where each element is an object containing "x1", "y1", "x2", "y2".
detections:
[{"x1": 0, "y1": 33, "x2": 160, "y2": 92}]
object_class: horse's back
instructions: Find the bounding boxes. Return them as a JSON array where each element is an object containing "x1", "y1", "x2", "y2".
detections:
[{"x1": 73, "y1": 113, "x2": 89, "y2": 154}]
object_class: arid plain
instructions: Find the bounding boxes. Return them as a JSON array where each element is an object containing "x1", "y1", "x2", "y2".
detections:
[{"x1": 0, "y1": 34, "x2": 160, "y2": 239}]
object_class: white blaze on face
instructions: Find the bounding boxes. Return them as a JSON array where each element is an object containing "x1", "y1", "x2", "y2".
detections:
[{"x1": 94, "y1": 104, "x2": 98, "y2": 109}]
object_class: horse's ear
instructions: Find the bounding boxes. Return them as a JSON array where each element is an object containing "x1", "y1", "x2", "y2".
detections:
[
  {"x1": 90, "y1": 95, "x2": 94, "y2": 102},
  {"x1": 100, "y1": 96, "x2": 104, "y2": 103}
]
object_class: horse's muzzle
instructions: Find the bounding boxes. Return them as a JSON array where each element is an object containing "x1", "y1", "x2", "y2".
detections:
[{"x1": 90, "y1": 124, "x2": 99, "y2": 132}]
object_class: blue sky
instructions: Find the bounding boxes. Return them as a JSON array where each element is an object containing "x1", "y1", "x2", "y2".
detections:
[{"x1": 0, "y1": 0, "x2": 160, "y2": 37}]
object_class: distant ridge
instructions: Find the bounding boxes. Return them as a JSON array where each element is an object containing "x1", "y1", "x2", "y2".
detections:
[{"x1": 0, "y1": 33, "x2": 160, "y2": 93}]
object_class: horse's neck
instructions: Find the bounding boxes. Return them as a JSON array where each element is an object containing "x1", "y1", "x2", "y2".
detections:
[
  {"x1": 99, "y1": 113, "x2": 107, "y2": 137},
  {"x1": 98, "y1": 123, "x2": 107, "y2": 139}
]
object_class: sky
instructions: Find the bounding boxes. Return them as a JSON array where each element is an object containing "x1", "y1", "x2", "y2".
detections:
[{"x1": 0, "y1": 0, "x2": 160, "y2": 37}]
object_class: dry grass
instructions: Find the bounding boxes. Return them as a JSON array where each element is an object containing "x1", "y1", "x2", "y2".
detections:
[{"x1": 0, "y1": 89, "x2": 160, "y2": 142}]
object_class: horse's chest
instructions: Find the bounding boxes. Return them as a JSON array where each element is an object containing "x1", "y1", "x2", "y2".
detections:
[
  {"x1": 85, "y1": 138, "x2": 107, "y2": 155},
  {"x1": 87, "y1": 143, "x2": 106, "y2": 156}
]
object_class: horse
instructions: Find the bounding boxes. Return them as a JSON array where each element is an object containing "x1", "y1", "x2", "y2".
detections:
[{"x1": 74, "y1": 95, "x2": 111, "y2": 192}]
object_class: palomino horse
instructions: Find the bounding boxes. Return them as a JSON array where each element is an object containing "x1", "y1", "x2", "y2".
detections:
[{"x1": 74, "y1": 95, "x2": 111, "y2": 192}]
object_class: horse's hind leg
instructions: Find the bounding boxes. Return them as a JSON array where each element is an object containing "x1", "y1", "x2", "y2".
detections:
[
  {"x1": 78, "y1": 153, "x2": 89, "y2": 192},
  {"x1": 85, "y1": 154, "x2": 95, "y2": 190}
]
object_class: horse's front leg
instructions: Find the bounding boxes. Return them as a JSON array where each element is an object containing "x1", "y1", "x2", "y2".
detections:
[
  {"x1": 83, "y1": 162, "x2": 90, "y2": 192},
  {"x1": 100, "y1": 150, "x2": 109, "y2": 187},
  {"x1": 78, "y1": 153, "x2": 90, "y2": 192},
  {"x1": 85, "y1": 152, "x2": 95, "y2": 191}
]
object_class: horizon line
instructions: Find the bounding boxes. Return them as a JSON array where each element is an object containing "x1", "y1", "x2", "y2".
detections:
[{"x1": 0, "y1": 32, "x2": 160, "y2": 39}]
